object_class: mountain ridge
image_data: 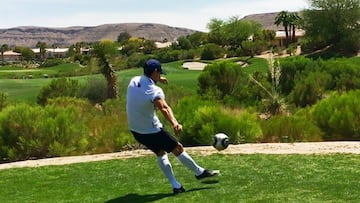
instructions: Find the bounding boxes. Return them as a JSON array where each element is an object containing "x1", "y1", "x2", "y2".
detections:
[{"x1": 0, "y1": 12, "x2": 282, "y2": 47}]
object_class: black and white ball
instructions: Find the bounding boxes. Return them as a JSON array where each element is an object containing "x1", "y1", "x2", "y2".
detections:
[{"x1": 212, "y1": 133, "x2": 229, "y2": 151}]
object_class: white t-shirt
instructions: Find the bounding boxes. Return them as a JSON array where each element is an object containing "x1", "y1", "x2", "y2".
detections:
[{"x1": 126, "y1": 75, "x2": 165, "y2": 134}]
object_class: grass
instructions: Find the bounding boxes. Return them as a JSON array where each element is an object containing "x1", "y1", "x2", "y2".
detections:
[
  {"x1": 0, "y1": 58, "x2": 267, "y2": 103},
  {"x1": 1, "y1": 153, "x2": 359, "y2": 203}
]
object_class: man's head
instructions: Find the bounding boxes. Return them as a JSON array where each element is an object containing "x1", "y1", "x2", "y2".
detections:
[{"x1": 143, "y1": 59, "x2": 166, "y2": 77}]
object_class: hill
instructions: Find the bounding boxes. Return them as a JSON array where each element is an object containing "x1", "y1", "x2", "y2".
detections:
[
  {"x1": 0, "y1": 23, "x2": 197, "y2": 47},
  {"x1": 242, "y1": 12, "x2": 282, "y2": 30}
]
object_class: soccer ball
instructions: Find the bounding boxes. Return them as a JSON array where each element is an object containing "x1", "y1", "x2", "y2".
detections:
[{"x1": 212, "y1": 133, "x2": 229, "y2": 151}]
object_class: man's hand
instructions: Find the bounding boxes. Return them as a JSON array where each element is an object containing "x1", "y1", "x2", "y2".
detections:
[
  {"x1": 173, "y1": 123, "x2": 183, "y2": 136},
  {"x1": 159, "y1": 76, "x2": 168, "y2": 84}
]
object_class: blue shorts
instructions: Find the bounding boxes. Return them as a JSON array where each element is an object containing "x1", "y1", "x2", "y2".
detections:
[{"x1": 131, "y1": 128, "x2": 178, "y2": 154}]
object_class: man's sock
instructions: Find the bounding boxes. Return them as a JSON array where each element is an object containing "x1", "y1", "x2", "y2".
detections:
[
  {"x1": 157, "y1": 154, "x2": 182, "y2": 189},
  {"x1": 176, "y1": 151, "x2": 205, "y2": 176}
]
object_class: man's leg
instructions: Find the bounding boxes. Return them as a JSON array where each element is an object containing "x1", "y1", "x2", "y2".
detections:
[
  {"x1": 156, "y1": 151, "x2": 184, "y2": 193},
  {"x1": 172, "y1": 143, "x2": 219, "y2": 179}
]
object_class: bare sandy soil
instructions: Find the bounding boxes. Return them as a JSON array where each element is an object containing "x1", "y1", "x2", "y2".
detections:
[{"x1": 1, "y1": 142, "x2": 359, "y2": 170}]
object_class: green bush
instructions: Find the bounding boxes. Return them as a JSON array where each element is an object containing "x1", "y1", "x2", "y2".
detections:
[
  {"x1": 37, "y1": 77, "x2": 80, "y2": 105},
  {"x1": 0, "y1": 103, "x2": 88, "y2": 162},
  {"x1": 200, "y1": 43, "x2": 224, "y2": 60},
  {"x1": 260, "y1": 114, "x2": 323, "y2": 143},
  {"x1": 198, "y1": 61, "x2": 247, "y2": 100},
  {"x1": 312, "y1": 90, "x2": 360, "y2": 140},
  {"x1": 0, "y1": 92, "x2": 8, "y2": 111},
  {"x1": 289, "y1": 71, "x2": 332, "y2": 107},
  {"x1": 175, "y1": 97, "x2": 262, "y2": 146},
  {"x1": 79, "y1": 77, "x2": 108, "y2": 104}
]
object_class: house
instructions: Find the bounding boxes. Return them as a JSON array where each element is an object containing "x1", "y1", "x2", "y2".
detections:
[
  {"x1": 274, "y1": 29, "x2": 305, "y2": 47},
  {"x1": 31, "y1": 47, "x2": 69, "y2": 58},
  {"x1": 1, "y1": 50, "x2": 22, "y2": 62}
]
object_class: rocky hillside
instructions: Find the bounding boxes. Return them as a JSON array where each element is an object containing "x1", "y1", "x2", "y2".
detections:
[
  {"x1": 243, "y1": 12, "x2": 282, "y2": 30},
  {"x1": 0, "y1": 23, "x2": 197, "y2": 47}
]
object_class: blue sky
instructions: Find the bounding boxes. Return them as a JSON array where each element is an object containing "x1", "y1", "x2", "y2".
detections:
[{"x1": 1, "y1": 0, "x2": 308, "y2": 31}]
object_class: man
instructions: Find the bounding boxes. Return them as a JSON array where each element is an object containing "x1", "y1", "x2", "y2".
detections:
[{"x1": 126, "y1": 59, "x2": 219, "y2": 195}]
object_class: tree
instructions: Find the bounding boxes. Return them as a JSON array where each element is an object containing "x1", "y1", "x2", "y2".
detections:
[
  {"x1": 142, "y1": 39, "x2": 157, "y2": 54},
  {"x1": 14, "y1": 46, "x2": 34, "y2": 61},
  {"x1": 117, "y1": 32, "x2": 131, "y2": 45},
  {"x1": 207, "y1": 18, "x2": 227, "y2": 46},
  {"x1": 93, "y1": 40, "x2": 119, "y2": 99},
  {"x1": 36, "y1": 41, "x2": 47, "y2": 61},
  {"x1": 1, "y1": 44, "x2": 9, "y2": 63},
  {"x1": 274, "y1": 11, "x2": 291, "y2": 47},
  {"x1": 302, "y1": 0, "x2": 360, "y2": 55},
  {"x1": 223, "y1": 17, "x2": 263, "y2": 52},
  {"x1": 187, "y1": 31, "x2": 208, "y2": 48},
  {"x1": 288, "y1": 12, "x2": 302, "y2": 43}
]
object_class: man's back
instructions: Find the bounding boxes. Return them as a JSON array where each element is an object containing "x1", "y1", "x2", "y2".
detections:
[{"x1": 126, "y1": 75, "x2": 164, "y2": 134}]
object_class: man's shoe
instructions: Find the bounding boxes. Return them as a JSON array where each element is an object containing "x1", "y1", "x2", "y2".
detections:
[
  {"x1": 173, "y1": 186, "x2": 186, "y2": 195},
  {"x1": 195, "y1": 169, "x2": 220, "y2": 180}
]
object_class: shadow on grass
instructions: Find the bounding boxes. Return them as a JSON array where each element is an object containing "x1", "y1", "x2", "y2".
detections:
[{"x1": 105, "y1": 187, "x2": 213, "y2": 203}]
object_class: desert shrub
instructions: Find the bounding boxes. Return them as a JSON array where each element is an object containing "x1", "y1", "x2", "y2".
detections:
[
  {"x1": 79, "y1": 77, "x2": 108, "y2": 104},
  {"x1": 260, "y1": 114, "x2": 323, "y2": 143},
  {"x1": 175, "y1": 97, "x2": 262, "y2": 146},
  {"x1": 86, "y1": 99, "x2": 136, "y2": 152},
  {"x1": 0, "y1": 92, "x2": 8, "y2": 111},
  {"x1": 37, "y1": 77, "x2": 80, "y2": 105},
  {"x1": 0, "y1": 103, "x2": 88, "y2": 162},
  {"x1": 39, "y1": 58, "x2": 64, "y2": 68},
  {"x1": 200, "y1": 43, "x2": 224, "y2": 60},
  {"x1": 232, "y1": 111, "x2": 263, "y2": 143},
  {"x1": 198, "y1": 61, "x2": 247, "y2": 100},
  {"x1": 312, "y1": 90, "x2": 360, "y2": 140},
  {"x1": 315, "y1": 59, "x2": 360, "y2": 92},
  {"x1": 278, "y1": 56, "x2": 313, "y2": 95},
  {"x1": 289, "y1": 71, "x2": 332, "y2": 107}
]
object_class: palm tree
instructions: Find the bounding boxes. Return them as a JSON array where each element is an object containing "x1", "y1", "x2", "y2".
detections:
[
  {"x1": 274, "y1": 11, "x2": 291, "y2": 47},
  {"x1": 36, "y1": 41, "x2": 47, "y2": 61},
  {"x1": 288, "y1": 12, "x2": 301, "y2": 43},
  {"x1": 93, "y1": 40, "x2": 118, "y2": 100},
  {"x1": 1, "y1": 44, "x2": 9, "y2": 64}
]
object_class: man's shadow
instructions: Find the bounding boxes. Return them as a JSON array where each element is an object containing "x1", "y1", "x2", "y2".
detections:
[{"x1": 105, "y1": 186, "x2": 213, "y2": 203}]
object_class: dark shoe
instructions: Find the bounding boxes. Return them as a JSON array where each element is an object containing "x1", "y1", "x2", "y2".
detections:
[
  {"x1": 195, "y1": 169, "x2": 220, "y2": 180},
  {"x1": 173, "y1": 186, "x2": 186, "y2": 195}
]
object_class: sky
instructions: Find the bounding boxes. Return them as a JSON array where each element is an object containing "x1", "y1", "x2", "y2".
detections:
[{"x1": 1, "y1": 0, "x2": 308, "y2": 32}]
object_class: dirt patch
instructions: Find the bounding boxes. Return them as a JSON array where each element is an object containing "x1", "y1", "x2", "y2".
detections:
[{"x1": 1, "y1": 142, "x2": 359, "y2": 170}]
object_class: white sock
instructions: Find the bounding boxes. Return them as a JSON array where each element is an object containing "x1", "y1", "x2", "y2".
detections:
[
  {"x1": 157, "y1": 154, "x2": 181, "y2": 189},
  {"x1": 176, "y1": 151, "x2": 205, "y2": 176}
]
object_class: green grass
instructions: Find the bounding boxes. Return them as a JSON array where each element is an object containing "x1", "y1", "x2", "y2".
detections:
[
  {"x1": 1, "y1": 153, "x2": 359, "y2": 203},
  {"x1": 0, "y1": 63, "x2": 81, "y2": 79},
  {"x1": 1, "y1": 61, "x2": 203, "y2": 103}
]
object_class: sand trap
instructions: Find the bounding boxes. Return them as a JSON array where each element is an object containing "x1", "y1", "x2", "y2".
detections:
[{"x1": 182, "y1": 62, "x2": 207, "y2": 70}]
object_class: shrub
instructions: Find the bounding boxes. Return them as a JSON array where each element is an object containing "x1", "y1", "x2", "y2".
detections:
[
  {"x1": 175, "y1": 97, "x2": 262, "y2": 146},
  {"x1": 0, "y1": 92, "x2": 8, "y2": 111},
  {"x1": 37, "y1": 77, "x2": 80, "y2": 105},
  {"x1": 289, "y1": 71, "x2": 332, "y2": 107},
  {"x1": 198, "y1": 61, "x2": 247, "y2": 100},
  {"x1": 200, "y1": 43, "x2": 224, "y2": 60},
  {"x1": 0, "y1": 103, "x2": 88, "y2": 162},
  {"x1": 260, "y1": 114, "x2": 323, "y2": 143},
  {"x1": 312, "y1": 90, "x2": 360, "y2": 140},
  {"x1": 79, "y1": 77, "x2": 108, "y2": 104}
]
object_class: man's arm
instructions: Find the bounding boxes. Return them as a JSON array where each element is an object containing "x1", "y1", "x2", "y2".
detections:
[{"x1": 154, "y1": 98, "x2": 182, "y2": 135}]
